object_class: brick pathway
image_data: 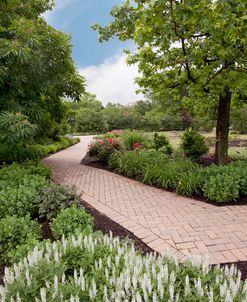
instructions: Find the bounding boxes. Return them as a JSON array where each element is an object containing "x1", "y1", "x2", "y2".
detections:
[{"x1": 44, "y1": 136, "x2": 247, "y2": 264}]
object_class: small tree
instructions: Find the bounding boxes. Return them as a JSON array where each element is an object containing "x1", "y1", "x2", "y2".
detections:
[
  {"x1": 0, "y1": 112, "x2": 37, "y2": 145},
  {"x1": 94, "y1": 0, "x2": 247, "y2": 165}
]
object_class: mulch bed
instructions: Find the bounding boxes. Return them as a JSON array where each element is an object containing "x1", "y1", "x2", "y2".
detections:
[{"x1": 206, "y1": 138, "x2": 247, "y2": 148}]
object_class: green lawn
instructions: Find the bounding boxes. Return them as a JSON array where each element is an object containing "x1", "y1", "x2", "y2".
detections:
[{"x1": 146, "y1": 130, "x2": 247, "y2": 159}]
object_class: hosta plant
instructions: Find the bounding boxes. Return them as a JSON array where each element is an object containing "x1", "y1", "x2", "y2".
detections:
[{"x1": 1, "y1": 233, "x2": 247, "y2": 302}]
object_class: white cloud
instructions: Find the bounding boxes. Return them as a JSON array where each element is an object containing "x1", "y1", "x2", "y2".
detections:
[{"x1": 79, "y1": 54, "x2": 143, "y2": 106}]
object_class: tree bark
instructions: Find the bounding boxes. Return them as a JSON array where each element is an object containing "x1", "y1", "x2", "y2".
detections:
[{"x1": 215, "y1": 88, "x2": 231, "y2": 165}]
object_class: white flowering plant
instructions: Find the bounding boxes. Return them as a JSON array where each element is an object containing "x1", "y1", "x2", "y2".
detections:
[{"x1": 1, "y1": 232, "x2": 246, "y2": 302}]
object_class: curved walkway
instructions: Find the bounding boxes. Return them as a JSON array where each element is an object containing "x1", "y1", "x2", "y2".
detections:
[{"x1": 44, "y1": 136, "x2": 247, "y2": 264}]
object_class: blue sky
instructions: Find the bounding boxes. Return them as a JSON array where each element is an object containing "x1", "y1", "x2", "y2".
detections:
[{"x1": 45, "y1": 0, "x2": 141, "y2": 105}]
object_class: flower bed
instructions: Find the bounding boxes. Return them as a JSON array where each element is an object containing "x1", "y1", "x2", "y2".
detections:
[
  {"x1": 87, "y1": 131, "x2": 247, "y2": 204},
  {"x1": 1, "y1": 233, "x2": 247, "y2": 301}
]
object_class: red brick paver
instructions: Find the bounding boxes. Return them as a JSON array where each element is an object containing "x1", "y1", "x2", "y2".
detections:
[{"x1": 44, "y1": 136, "x2": 247, "y2": 264}]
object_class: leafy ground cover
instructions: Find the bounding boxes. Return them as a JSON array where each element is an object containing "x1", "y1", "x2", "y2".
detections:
[
  {"x1": 0, "y1": 136, "x2": 79, "y2": 163},
  {"x1": 87, "y1": 130, "x2": 247, "y2": 203}
]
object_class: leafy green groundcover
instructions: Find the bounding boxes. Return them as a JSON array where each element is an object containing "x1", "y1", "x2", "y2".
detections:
[
  {"x1": 0, "y1": 136, "x2": 80, "y2": 163},
  {"x1": 108, "y1": 150, "x2": 247, "y2": 203},
  {"x1": 0, "y1": 162, "x2": 92, "y2": 266},
  {"x1": 1, "y1": 233, "x2": 246, "y2": 301}
]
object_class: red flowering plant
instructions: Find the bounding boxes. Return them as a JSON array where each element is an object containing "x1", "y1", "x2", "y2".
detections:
[
  {"x1": 88, "y1": 137, "x2": 124, "y2": 163},
  {"x1": 133, "y1": 143, "x2": 142, "y2": 150}
]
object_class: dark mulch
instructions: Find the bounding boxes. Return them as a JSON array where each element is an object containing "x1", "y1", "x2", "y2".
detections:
[
  {"x1": 198, "y1": 154, "x2": 232, "y2": 166},
  {"x1": 39, "y1": 218, "x2": 54, "y2": 241},
  {"x1": 80, "y1": 199, "x2": 153, "y2": 255},
  {"x1": 206, "y1": 138, "x2": 247, "y2": 148}
]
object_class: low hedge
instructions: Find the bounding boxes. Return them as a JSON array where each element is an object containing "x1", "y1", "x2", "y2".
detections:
[
  {"x1": 1, "y1": 233, "x2": 245, "y2": 301},
  {"x1": 0, "y1": 162, "x2": 51, "y2": 218},
  {"x1": 0, "y1": 136, "x2": 79, "y2": 163},
  {"x1": 108, "y1": 150, "x2": 247, "y2": 203}
]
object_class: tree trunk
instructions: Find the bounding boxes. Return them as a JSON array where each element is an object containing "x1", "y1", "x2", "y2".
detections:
[{"x1": 215, "y1": 89, "x2": 231, "y2": 165}]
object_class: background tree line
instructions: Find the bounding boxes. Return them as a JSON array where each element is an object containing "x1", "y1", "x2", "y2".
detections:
[{"x1": 64, "y1": 92, "x2": 247, "y2": 135}]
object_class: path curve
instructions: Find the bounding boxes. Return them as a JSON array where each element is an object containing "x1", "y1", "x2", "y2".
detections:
[{"x1": 44, "y1": 136, "x2": 247, "y2": 264}]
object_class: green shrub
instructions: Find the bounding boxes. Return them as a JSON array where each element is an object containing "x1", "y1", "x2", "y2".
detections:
[
  {"x1": 1, "y1": 233, "x2": 246, "y2": 301},
  {"x1": 0, "y1": 174, "x2": 48, "y2": 218},
  {"x1": 121, "y1": 131, "x2": 151, "y2": 150},
  {"x1": 153, "y1": 132, "x2": 173, "y2": 155},
  {"x1": 50, "y1": 205, "x2": 93, "y2": 239},
  {"x1": 108, "y1": 151, "x2": 123, "y2": 169},
  {"x1": 88, "y1": 137, "x2": 124, "y2": 162},
  {"x1": 180, "y1": 128, "x2": 209, "y2": 160},
  {"x1": 203, "y1": 174, "x2": 240, "y2": 202},
  {"x1": 0, "y1": 215, "x2": 41, "y2": 264},
  {"x1": 36, "y1": 183, "x2": 79, "y2": 219},
  {"x1": 0, "y1": 136, "x2": 78, "y2": 163},
  {"x1": 108, "y1": 149, "x2": 247, "y2": 203},
  {"x1": 111, "y1": 150, "x2": 200, "y2": 194},
  {"x1": 0, "y1": 144, "x2": 44, "y2": 163},
  {"x1": 201, "y1": 161, "x2": 247, "y2": 202},
  {"x1": 231, "y1": 105, "x2": 247, "y2": 134},
  {"x1": 0, "y1": 162, "x2": 51, "y2": 182},
  {"x1": 22, "y1": 161, "x2": 53, "y2": 179}
]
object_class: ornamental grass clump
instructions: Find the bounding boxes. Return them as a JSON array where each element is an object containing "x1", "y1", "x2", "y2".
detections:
[{"x1": 1, "y1": 233, "x2": 247, "y2": 301}]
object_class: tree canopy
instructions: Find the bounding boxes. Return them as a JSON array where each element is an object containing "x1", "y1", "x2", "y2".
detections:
[
  {"x1": 0, "y1": 0, "x2": 85, "y2": 133},
  {"x1": 94, "y1": 0, "x2": 247, "y2": 164}
]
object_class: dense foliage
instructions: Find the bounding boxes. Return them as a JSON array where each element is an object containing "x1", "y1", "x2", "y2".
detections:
[
  {"x1": 0, "y1": 135, "x2": 79, "y2": 163},
  {"x1": 37, "y1": 183, "x2": 80, "y2": 220},
  {"x1": 180, "y1": 129, "x2": 209, "y2": 160},
  {"x1": 50, "y1": 205, "x2": 93, "y2": 239},
  {"x1": 153, "y1": 132, "x2": 173, "y2": 155},
  {"x1": 0, "y1": 215, "x2": 41, "y2": 264},
  {"x1": 108, "y1": 149, "x2": 247, "y2": 203},
  {"x1": 1, "y1": 232, "x2": 246, "y2": 301},
  {"x1": 0, "y1": 161, "x2": 93, "y2": 266},
  {"x1": 88, "y1": 137, "x2": 124, "y2": 162},
  {"x1": 66, "y1": 95, "x2": 191, "y2": 134},
  {"x1": 0, "y1": 0, "x2": 85, "y2": 142}
]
